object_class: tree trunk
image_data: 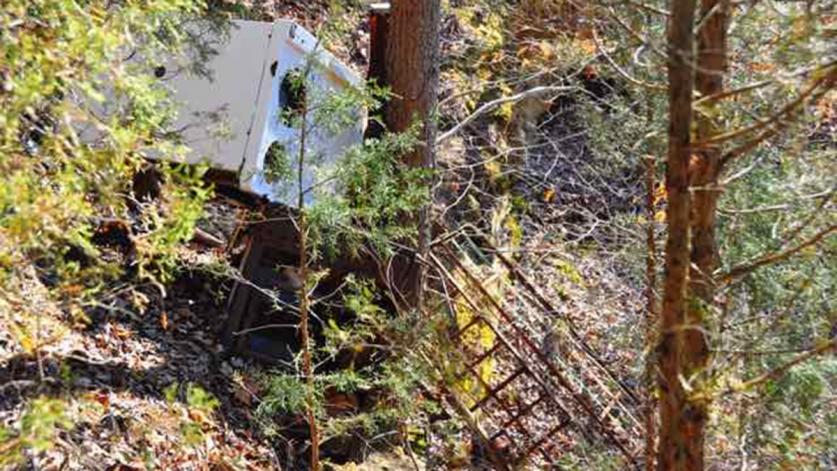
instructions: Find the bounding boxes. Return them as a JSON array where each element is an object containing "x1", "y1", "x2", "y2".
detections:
[
  {"x1": 659, "y1": 0, "x2": 698, "y2": 469},
  {"x1": 384, "y1": 0, "x2": 441, "y2": 309},
  {"x1": 682, "y1": 0, "x2": 729, "y2": 468}
]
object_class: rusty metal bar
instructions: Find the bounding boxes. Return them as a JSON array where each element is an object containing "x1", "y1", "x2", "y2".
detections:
[
  {"x1": 493, "y1": 395, "x2": 546, "y2": 436},
  {"x1": 433, "y1": 255, "x2": 577, "y2": 418},
  {"x1": 467, "y1": 341, "x2": 503, "y2": 370},
  {"x1": 433, "y1": 247, "x2": 638, "y2": 464},
  {"x1": 432, "y1": 256, "x2": 585, "y2": 462},
  {"x1": 485, "y1": 239, "x2": 642, "y2": 407},
  {"x1": 456, "y1": 362, "x2": 530, "y2": 460},
  {"x1": 522, "y1": 419, "x2": 573, "y2": 461},
  {"x1": 454, "y1": 313, "x2": 485, "y2": 339},
  {"x1": 469, "y1": 367, "x2": 525, "y2": 412},
  {"x1": 489, "y1": 429, "x2": 524, "y2": 463},
  {"x1": 453, "y1": 334, "x2": 547, "y2": 456}
]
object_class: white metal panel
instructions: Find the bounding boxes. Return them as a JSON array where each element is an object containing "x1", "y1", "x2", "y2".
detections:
[
  {"x1": 138, "y1": 19, "x2": 366, "y2": 205},
  {"x1": 242, "y1": 21, "x2": 365, "y2": 206},
  {"x1": 163, "y1": 20, "x2": 274, "y2": 172}
]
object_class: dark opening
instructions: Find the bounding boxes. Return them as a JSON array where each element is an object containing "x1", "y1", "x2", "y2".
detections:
[
  {"x1": 153, "y1": 65, "x2": 166, "y2": 78},
  {"x1": 263, "y1": 141, "x2": 290, "y2": 184},
  {"x1": 279, "y1": 68, "x2": 307, "y2": 126}
]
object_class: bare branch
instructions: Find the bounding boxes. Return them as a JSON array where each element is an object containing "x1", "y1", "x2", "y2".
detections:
[
  {"x1": 693, "y1": 60, "x2": 837, "y2": 107},
  {"x1": 436, "y1": 86, "x2": 576, "y2": 145},
  {"x1": 697, "y1": 69, "x2": 835, "y2": 148},
  {"x1": 720, "y1": 223, "x2": 837, "y2": 284},
  {"x1": 731, "y1": 339, "x2": 836, "y2": 393},
  {"x1": 591, "y1": 27, "x2": 666, "y2": 91}
]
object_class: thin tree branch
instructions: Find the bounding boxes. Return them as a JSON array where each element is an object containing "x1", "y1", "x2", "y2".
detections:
[
  {"x1": 591, "y1": 27, "x2": 666, "y2": 91},
  {"x1": 436, "y1": 86, "x2": 575, "y2": 145},
  {"x1": 696, "y1": 69, "x2": 834, "y2": 147},
  {"x1": 693, "y1": 60, "x2": 837, "y2": 106},
  {"x1": 720, "y1": 223, "x2": 837, "y2": 283},
  {"x1": 731, "y1": 339, "x2": 836, "y2": 393}
]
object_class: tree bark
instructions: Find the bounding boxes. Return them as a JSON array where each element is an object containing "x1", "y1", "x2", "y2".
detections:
[
  {"x1": 681, "y1": 1, "x2": 729, "y2": 468},
  {"x1": 659, "y1": 0, "x2": 698, "y2": 469},
  {"x1": 385, "y1": 0, "x2": 441, "y2": 309}
]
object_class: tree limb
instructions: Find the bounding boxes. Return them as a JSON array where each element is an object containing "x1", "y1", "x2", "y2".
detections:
[
  {"x1": 696, "y1": 69, "x2": 834, "y2": 148},
  {"x1": 720, "y1": 223, "x2": 837, "y2": 283},
  {"x1": 435, "y1": 86, "x2": 575, "y2": 145},
  {"x1": 731, "y1": 339, "x2": 836, "y2": 393}
]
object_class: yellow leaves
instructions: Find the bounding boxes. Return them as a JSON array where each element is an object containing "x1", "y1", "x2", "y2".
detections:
[
  {"x1": 14, "y1": 323, "x2": 36, "y2": 354},
  {"x1": 535, "y1": 40, "x2": 557, "y2": 62},
  {"x1": 517, "y1": 41, "x2": 556, "y2": 69},
  {"x1": 475, "y1": 14, "x2": 505, "y2": 51},
  {"x1": 551, "y1": 258, "x2": 584, "y2": 286},
  {"x1": 575, "y1": 38, "x2": 596, "y2": 56},
  {"x1": 655, "y1": 209, "x2": 667, "y2": 223},
  {"x1": 484, "y1": 159, "x2": 502, "y2": 183},
  {"x1": 543, "y1": 187, "x2": 556, "y2": 203},
  {"x1": 187, "y1": 408, "x2": 214, "y2": 427},
  {"x1": 494, "y1": 83, "x2": 515, "y2": 121},
  {"x1": 69, "y1": 304, "x2": 91, "y2": 329},
  {"x1": 653, "y1": 181, "x2": 668, "y2": 222}
]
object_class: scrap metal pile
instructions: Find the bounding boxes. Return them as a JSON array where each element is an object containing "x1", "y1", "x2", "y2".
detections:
[{"x1": 426, "y1": 231, "x2": 644, "y2": 469}]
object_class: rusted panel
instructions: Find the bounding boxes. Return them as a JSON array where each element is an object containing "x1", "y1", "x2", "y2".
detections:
[{"x1": 430, "y1": 235, "x2": 643, "y2": 468}]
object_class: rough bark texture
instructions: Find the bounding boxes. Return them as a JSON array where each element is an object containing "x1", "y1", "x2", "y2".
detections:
[
  {"x1": 659, "y1": 0, "x2": 698, "y2": 469},
  {"x1": 683, "y1": 0, "x2": 729, "y2": 467},
  {"x1": 385, "y1": 0, "x2": 441, "y2": 308}
]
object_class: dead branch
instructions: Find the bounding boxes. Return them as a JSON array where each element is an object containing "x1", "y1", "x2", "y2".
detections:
[
  {"x1": 436, "y1": 86, "x2": 576, "y2": 145},
  {"x1": 731, "y1": 339, "x2": 836, "y2": 393},
  {"x1": 720, "y1": 223, "x2": 837, "y2": 284},
  {"x1": 697, "y1": 68, "x2": 834, "y2": 148}
]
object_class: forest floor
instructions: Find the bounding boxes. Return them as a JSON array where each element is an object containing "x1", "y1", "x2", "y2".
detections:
[
  {"x1": 0, "y1": 2, "x2": 649, "y2": 469},
  {"x1": 0, "y1": 214, "x2": 284, "y2": 469},
  {"x1": 0, "y1": 3, "x2": 368, "y2": 467},
  {"x1": 0, "y1": 201, "x2": 423, "y2": 470}
]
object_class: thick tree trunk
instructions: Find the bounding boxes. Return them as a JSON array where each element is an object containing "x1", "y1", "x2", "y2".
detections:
[
  {"x1": 659, "y1": 0, "x2": 698, "y2": 469},
  {"x1": 682, "y1": 0, "x2": 729, "y2": 467},
  {"x1": 385, "y1": 0, "x2": 441, "y2": 309}
]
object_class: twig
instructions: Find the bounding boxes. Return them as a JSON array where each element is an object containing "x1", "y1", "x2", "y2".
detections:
[
  {"x1": 436, "y1": 86, "x2": 575, "y2": 145},
  {"x1": 233, "y1": 323, "x2": 299, "y2": 336},
  {"x1": 591, "y1": 27, "x2": 665, "y2": 91},
  {"x1": 720, "y1": 223, "x2": 836, "y2": 283},
  {"x1": 731, "y1": 339, "x2": 836, "y2": 393},
  {"x1": 697, "y1": 69, "x2": 834, "y2": 147}
]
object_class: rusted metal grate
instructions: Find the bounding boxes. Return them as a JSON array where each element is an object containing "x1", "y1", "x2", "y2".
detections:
[{"x1": 428, "y1": 234, "x2": 643, "y2": 469}]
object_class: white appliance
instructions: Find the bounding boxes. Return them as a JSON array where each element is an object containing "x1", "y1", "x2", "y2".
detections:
[{"x1": 156, "y1": 19, "x2": 365, "y2": 206}]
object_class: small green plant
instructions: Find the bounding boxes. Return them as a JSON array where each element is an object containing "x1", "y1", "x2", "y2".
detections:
[
  {"x1": 248, "y1": 34, "x2": 436, "y2": 467},
  {"x1": 0, "y1": 397, "x2": 71, "y2": 467},
  {"x1": 164, "y1": 382, "x2": 220, "y2": 447},
  {"x1": 257, "y1": 374, "x2": 312, "y2": 418}
]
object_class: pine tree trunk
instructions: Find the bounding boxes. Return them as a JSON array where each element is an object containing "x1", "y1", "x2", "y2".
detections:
[
  {"x1": 659, "y1": 0, "x2": 698, "y2": 468},
  {"x1": 682, "y1": 0, "x2": 729, "y2": 468},
  {"x1": 385, "y1": 0, "x2": 441, "y2": 309}
]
